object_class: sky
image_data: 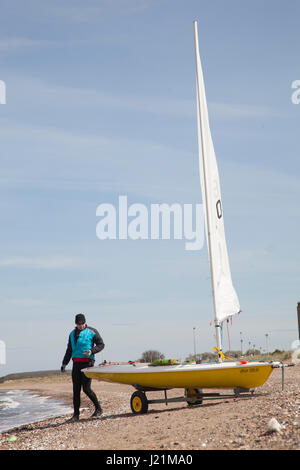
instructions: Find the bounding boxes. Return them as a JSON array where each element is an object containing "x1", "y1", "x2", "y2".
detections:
[{"x1": 0, "y1": 0, "x2": 300, "y2": 375}]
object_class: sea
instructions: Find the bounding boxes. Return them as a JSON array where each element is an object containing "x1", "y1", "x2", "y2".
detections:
[{"x1": 0, "y1": 389, "x2": 73, "y2": 433}]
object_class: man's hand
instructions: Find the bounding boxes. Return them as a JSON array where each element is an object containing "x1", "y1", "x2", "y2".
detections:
[
  {"x1": 83, "y1": 350, "x2": 92, "y2": 357},
  {"x1": 61, "y1": 364, "x2": 66, "y2": 373}
]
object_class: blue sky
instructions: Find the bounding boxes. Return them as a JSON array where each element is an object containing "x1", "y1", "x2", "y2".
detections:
[{"x1": 0, "y1": 0, "x2": 299, "y2": 375}]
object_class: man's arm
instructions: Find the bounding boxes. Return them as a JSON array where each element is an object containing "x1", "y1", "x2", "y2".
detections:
[
  {"x1": 90, "y1": 328, "x2": 105, "y2": 355},
  {"x1": 62, "y1": 335, "x2": 72, "y2": 366}
]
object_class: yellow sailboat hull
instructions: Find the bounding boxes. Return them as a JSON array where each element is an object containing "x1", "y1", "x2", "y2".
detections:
[{"x1": 84, "y1": 361, "x2": 274, "y2": 390}]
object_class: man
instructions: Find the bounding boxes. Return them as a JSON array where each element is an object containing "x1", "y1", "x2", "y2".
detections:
[{"x1": 61, "y1": 313, "x2": 104, "y2": 422}]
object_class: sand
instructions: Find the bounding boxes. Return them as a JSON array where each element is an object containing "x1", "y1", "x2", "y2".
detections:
[{"x1": 0, "y1": 364, "x2": 299, "y2": 450}]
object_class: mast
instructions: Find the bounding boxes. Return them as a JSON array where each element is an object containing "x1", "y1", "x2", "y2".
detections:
[{"x1": 193, "y1": 21, "x2": 223, "y2": 360}]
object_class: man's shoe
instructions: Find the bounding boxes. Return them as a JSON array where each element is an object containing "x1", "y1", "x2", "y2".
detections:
[
  {"x1": 91, "y1": 407, "x2": 103, "y2": 418},
  {"x1": 68, "y1": 414, "x2": 79, "y2": 423}
]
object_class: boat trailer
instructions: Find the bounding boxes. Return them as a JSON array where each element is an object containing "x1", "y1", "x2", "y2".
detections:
[
  {"x1": 129, "y1": 385, "x2": 258, "y2": 414},
  {"x1": 129, "y1": 362, "x2": 294, "y2": 415}
]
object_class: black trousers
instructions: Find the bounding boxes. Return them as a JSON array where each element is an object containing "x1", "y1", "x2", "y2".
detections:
[{"x1": 72, "y1": 362, "x2": 100, "y2": 415}]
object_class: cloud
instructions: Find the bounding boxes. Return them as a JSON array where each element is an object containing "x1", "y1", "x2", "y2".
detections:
[
  {"x1": 210, "y1": 102, "x2": 283, "y2": 119},
  {"x1": 5, "y1": 73, "x2": 194, "y2": 117},
  {"x1": 49, "y1": 0, "x2": 156, "y2": 23},
  {"x1": 0, "y1": 117, "x2": 196, "y2": 200},
  {"x1": 0, "y1": 256, "x2": 85, "y2": 269},
  {"x1": 5, "y1": 73, "x2": 285, "y2": 120},
  {"x1": 0, "y1": 37, "x2": 62, "y2": 52},
  {"x1": 3, "y1": 298, "x2": 45, "y2": 307}
]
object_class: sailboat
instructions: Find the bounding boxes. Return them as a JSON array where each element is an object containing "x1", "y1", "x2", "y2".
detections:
[{"x1": 83, "y1": 21, "x2": 276, "y2": 413}]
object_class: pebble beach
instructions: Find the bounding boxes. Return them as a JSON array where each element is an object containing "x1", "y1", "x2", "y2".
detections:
[{"x1": 0, "y1": 363, "x2": 299, "y2": 451}]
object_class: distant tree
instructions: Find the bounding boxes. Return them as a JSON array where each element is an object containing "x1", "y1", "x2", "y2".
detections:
[
  {"x1": 185, "y1": 352, "x2": 216, "y2": 362},
  {"x1": 139, "y1": 350, "x2": 165, "y2": 363},
  {"x1": 224, "y1": 350, "x2": 241, "y2": 358},
  {"x1": 245, "y1": 348, "x2": 261, "y2": 356},
  {"x1": 201, "y1": 352, "x2": 216, "y2": 361}
]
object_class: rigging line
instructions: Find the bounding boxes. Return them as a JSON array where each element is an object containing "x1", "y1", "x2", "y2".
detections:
[{"x1": 226, "y1": 319, "x2": 231, "y2": 353}]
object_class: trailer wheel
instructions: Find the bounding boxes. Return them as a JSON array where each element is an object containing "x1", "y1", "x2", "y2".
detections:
[
  {"x1": 185, "y1": 387, "x2": 203, "y2": 405},
  {"x1": 130, "y1": 391, "x2": 148, "y2": 414}
]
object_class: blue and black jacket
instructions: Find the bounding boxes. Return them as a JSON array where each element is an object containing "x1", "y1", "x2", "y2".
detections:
[{"x1": 62, "y1": 325, "x2": 104, "y2": 366}]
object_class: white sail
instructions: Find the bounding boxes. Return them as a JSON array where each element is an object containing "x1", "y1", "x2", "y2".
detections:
[{"x1": 194, "y1": 21, "x2": 240, "y2": 326}]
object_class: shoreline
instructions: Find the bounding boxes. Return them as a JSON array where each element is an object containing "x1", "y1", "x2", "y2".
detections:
[
  {"x1": 0, "y1": 378, "x2": 74, "y2": 434},
  {"x1": 0, "y1": 366, "x2": 299, "y2": 450},
  {"x1": 0, "y1": 374, "x2": 74, "y2": 406}
]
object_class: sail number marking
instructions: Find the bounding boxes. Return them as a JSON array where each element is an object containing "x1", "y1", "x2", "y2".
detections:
[
  {"x1": 216, "y1": 200, "x2": 222, "y2": 219},
  {"x1": 240, "y1": 368, "x2": 259, "y2": 373}
]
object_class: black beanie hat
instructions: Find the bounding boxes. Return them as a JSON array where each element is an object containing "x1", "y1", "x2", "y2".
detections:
[{"x1": 75, "y1": 313, "x2": 86, "y2": 324}]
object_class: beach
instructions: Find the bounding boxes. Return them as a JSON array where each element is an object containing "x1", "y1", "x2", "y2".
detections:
[{"x1": 0, "y1": 364, "x2": 299, "y2": 450}]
